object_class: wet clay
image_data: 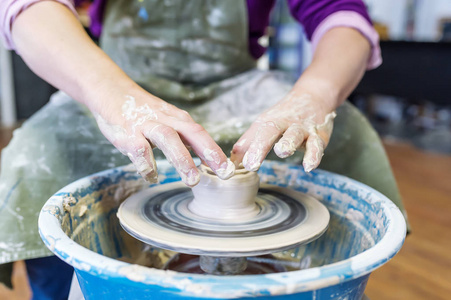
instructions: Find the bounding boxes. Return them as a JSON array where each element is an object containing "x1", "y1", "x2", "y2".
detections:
[{"x1": 189, "y1": 165, "x2": 260, "y2": 221}]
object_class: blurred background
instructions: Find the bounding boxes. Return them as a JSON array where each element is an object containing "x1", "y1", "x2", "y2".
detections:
[
  {"x1": 267, "y1": 0, "x2": 451, "y2": 155},
  {"x1": 0, "y1": 0, "x2": 449, "y2": 299}
]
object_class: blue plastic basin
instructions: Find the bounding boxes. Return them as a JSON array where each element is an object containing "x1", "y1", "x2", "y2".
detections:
[{"x1": 39, "y1": 160, "x2": 406, "y2": 299}]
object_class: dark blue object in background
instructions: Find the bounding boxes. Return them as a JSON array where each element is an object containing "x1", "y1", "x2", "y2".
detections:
[{"x1": 26, "y1": 256, "x2": 73, "y2": 300}]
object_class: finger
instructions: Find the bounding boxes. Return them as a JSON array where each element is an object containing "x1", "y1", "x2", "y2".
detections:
[
  {"x1": 94, "y1": 113, "x2": 130, "y2": 154},
  {"x1": 173, "y1": 121, "x2": 235, "y2": 180},
  {"x1": 0, "y1": 283, "x2": 13, "y2": 298},
  {"x1": 125, "y1": 136, "x2": 158, "y2": 183},
  {"x1": 274, "y1": 124, "x2": 306, "y2": 158},
  {"x1": 316, "y1": 111, "x2": 336, "y2": 142},
  {"x1": 175, "y1": 109, "x2": 195, "y2": 123},
  {"x1": 242, "y1": 120, "x2": 284, "y2": 172},
  {"x1": 159, "y1": 104, "x2": 195, "y2": 123},
  {"x1": 11, "y1": 261, "x2": 31, "y2": 298},
  {"x1": 230, "y1": 135, "x2": 252, "y2": 167},
  {"x1": 143, "y1": 124, "x2": 200, "y2": 186},
  {"x1": 303, "y1": 132, "x2": 325, "y2": 172},
  {"x1": 230, "y1": 119, "x2": 276, "y2": 168}
]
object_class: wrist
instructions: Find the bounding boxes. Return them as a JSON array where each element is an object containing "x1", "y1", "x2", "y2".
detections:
[
  {"x1": 290, "y1": 79, "x2": 340, "y2": 115},
  {"x1": 81, "y1": 68, "x2": 142, "y2": 114},
  {"x1": 295, "y1": 71, "x2": 343, "y2": 106}
]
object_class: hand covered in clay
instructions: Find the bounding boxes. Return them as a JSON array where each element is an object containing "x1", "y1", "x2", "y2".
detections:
[
  {"x1": 231, "y1": 91, "x2": 336, "y2": 172},
  {"x1": 93, "y1": 89, "x2": 235, "y2": 186}
]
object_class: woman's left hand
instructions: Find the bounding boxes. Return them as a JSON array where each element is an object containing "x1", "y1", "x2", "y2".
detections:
[
  {"x1": 230, "y1": 26, "x2": 373, "y2": 172},
  {"x1": 231, "y1": 90, "x2": 336, "y2": 172}
]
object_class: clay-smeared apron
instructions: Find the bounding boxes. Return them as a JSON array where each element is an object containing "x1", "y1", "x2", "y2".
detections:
[{"x1": 0, "y1": 0, "x2": 408, "y2": 275}]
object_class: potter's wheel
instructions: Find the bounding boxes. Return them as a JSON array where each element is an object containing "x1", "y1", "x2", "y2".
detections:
[{"x1": 118, "y1": 165, "x2": 329, "y2": 274}]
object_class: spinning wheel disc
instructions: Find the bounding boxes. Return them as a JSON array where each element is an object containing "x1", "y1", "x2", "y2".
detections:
[{"x1": 118, "y1": 182, "x2": 330, "y2": 257}]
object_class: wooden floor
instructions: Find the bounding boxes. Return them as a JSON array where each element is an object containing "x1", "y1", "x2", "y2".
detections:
[
  {"x1": 0, "y1": 125, "x2": 450, "y2": 299},
  {"x1": 366, "y1": 141, "x2": 451, "y2": 300}
]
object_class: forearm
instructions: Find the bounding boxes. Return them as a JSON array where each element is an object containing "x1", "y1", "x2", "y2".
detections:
[
  {"x1": 292, "y1": 27, "x2": 371, "y2": 113},
  {"x1": 11, "y1": 1, "x2": 138, "y2": 112},
  {"x1": 11, "y1": 1, "x2": 233, "y2": 184}
]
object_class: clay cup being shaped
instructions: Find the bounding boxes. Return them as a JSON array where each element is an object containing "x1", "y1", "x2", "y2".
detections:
[{"x1": 189, "y1": 165, "x2": 260, "y2": 222}]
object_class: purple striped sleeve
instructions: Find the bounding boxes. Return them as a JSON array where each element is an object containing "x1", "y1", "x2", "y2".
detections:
[
  {"x1": 287, "y1": 0, "x2": 381, "y2": 70},
  {"x1": 311, "y1": 11, "x2": 382, "y2": 69},
  {"x1": 287, "y1": 0, "x2": 372, "y2": 40}
]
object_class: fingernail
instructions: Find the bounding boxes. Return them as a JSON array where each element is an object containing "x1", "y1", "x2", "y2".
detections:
[
  {"x1": 182, "y1": 168, "x2": 200, "y2": 187},
  {"x1": 274, "y1": 140, "x2": 296, "y2": 158},
  {"x1": 128, "y1": 152, "x2": 155, "y2": 177},
  {"x1": 229, "y1": 151, "x2": 242, "y2": 168},
  {"x1": 243, "y1": 151, "x2": 261, "y2": 172},
  {"x1": 144, "y1": 170, "x2": 159, "y2": 183},
  {"x1": 303, "y1": 162, "x2": 315, "y2": 173},
  {"x1": 203, "y1": 148, "x2": 221, "y2": 165},
  {"x1": 215, "y1": 159, "x2": 235, "y2": 180}
]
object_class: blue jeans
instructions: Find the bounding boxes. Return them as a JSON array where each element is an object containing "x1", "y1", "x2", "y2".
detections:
[{"x1": 25, "y1": 256, "x2": 73, "y2": 300}]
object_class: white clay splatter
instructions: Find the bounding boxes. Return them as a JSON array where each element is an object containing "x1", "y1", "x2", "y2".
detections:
[
  {"x1": 202, "y1": 148, "x2": 221, "y2": 165},
  {"x1": 303, "y1": 111, "x2": 336, "y2": 172},
  {"x1": 215, "y1": 159, "x2": 235, "y2": 180},
  {"x1": 274, "y1": 137, "x2": 297, "y2": 158},
  {"x1": 94, "y1": 113, "x2": 128, "y2": 149},
  {"x1": 242, "y1": 149, "x2": 262, "y2": 172},
  {"x1": 79, "y1": 205, "x2": 88, "y2": 218},
  {"x1": 302, "y1": 133, "x2": 324, "y2": 173},
  {"x1": 62, "y1": 196, "x2": 76, "y2": 212},
  {"x1": 159, "y1": 102, "x2": 171, "y2": 112},
  {"x1": 179, "y1": 168, "x2": 201, "y2": 187},
  {"x1": 316, "y1": 111, "x2": 336, "y2": 133},
  {"x1": 122, "y1": 96, "x2": 158, "y2": 133},
  {"x1": 236, "y1": 138, "x2": 247, "y2": 147},
  {"x1": 127, "y1": 147, "x2": 158, "y2": 183},
  {"x1": 94, "y1": 101, "x2": 159, "y2": 183}
]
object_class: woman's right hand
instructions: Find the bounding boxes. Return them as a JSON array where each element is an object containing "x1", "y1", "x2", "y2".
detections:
[
  {"x1": 91, "y1": 84, "x2": 235, "y2": 186},
  {"x1": 10, "y1": 1, "x2": 234, "y2": 187}
]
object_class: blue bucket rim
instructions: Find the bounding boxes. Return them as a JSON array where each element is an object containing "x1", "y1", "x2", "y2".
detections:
[{"x1": 38, "y1": 160, "x2": 406, "y2": 298}]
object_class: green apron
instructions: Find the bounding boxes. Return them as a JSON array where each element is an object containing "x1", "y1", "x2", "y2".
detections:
[
  {"x1": 0, "y1": 0, "x2": 408, "y2": 278},
  {"x1": 101, "y1": 0, "x2": 256, "y2": 108}
]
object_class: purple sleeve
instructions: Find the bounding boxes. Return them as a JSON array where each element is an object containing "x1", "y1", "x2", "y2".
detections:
[
  {"x1": 311, "y1": 11, "x2": 382, "y2": 69},
  {"x1": 88, "y1": 0, "x2": 107, "y2": 38},
  {"x1": 247, "y1": 0, "x2": 276, "y2": 59},
  {"x1": 287, "y1": 0, "x2": 372, "y2": 40}
]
